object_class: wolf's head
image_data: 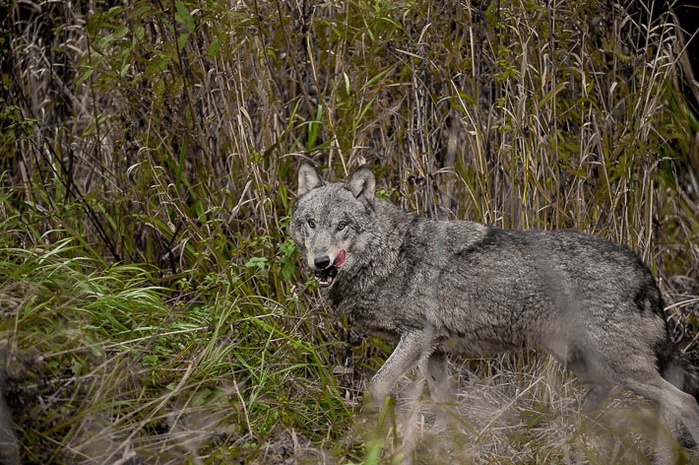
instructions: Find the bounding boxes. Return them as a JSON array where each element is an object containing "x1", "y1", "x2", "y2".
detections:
[{"x1": 290, "y1": 162, "x2": 376, "y2": 288}]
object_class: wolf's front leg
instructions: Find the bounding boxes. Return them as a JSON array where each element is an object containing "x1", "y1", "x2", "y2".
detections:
[
  {"x1": 370, "y1": 329, "x2": 430, "y2": 403},
  {"x1": 420, "y1": 352, "x2": 453, "y2": 404}
]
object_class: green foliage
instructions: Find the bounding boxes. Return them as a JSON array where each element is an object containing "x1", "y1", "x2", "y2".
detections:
[{"x1": 1, "y1": 0, "x2": 698, "y2": 462}]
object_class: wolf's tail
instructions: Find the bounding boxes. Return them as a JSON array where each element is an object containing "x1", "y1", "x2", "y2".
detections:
[{"x1": 657, "y1": 342, "x2": 699, "y2": 403}]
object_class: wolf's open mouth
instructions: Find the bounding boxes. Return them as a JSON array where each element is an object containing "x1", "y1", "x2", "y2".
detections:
[
  {"x1": 314, "y1": 250, "x2": 346, "y2": 287},
  {"x1": 315, "y1": 267, "x2": 338, "y2": 287}
]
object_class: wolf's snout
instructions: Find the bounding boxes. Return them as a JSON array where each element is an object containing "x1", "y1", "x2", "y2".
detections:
[
  {"x1": 311, "y1": 250, "x2": 346, "y2": 288},
  {"x1": 314, "y1": 256, "x2": 331, "y2": 270}
]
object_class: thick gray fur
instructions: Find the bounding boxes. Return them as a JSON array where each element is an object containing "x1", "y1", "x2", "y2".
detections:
[{"x1": 290, "y1": 162, "x2": 699, "y2": 445}]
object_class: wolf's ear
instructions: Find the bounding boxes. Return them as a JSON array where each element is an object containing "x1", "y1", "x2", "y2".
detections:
[
  {"x1": 298, "y1": 162, "x2": 323, "y2": 197},
  {"x1": 344, "y1": 164, "x2": 375, "y2": 202}
]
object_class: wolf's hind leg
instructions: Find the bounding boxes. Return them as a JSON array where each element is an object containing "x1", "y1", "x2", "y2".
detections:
[
  {"x1": 581, "y1": 383, "x2": 612, "y2": 410},
  {"x1": 566, "y1": 354, "x2": 612, "y2": 410},
  {"x1": 618, "y1": 370, "x2": 699, "y2": 445}
]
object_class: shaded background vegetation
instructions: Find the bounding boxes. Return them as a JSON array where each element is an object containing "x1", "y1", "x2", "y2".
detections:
[{"x1": 1, "y1": 0, "x2": 698, "y2": 463}]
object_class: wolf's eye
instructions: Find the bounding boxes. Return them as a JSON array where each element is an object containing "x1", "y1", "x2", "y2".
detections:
[
  {"x1": 307, "y1": 219, "x2": 316, "y2": 229},
  {"x1": 337, "y1": 221, "x2": 347, "y2": 231}
]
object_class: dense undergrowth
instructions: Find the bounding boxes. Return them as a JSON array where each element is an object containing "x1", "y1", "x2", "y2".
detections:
[{"x1": 1, "y1": 0, "x2": 698, "y2": 463}]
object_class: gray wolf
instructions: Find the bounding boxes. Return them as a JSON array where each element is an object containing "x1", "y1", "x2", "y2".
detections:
[{"x1": 289, "y1": 162, "x2": 699, "y2": 445}]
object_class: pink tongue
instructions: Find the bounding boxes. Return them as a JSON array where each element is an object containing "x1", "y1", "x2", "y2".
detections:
[{"x1": 333, "y1": 249, "x2": 346, "y2": 267}]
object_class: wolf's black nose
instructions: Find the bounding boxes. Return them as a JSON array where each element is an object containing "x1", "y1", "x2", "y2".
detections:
[{"x1": 314, "y1": 256, "x2": 331, "y2": 269}]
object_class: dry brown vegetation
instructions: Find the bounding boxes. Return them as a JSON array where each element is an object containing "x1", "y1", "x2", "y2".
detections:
[{"x1": 1, "y1": 0, "x2": 699, "y2": 463}]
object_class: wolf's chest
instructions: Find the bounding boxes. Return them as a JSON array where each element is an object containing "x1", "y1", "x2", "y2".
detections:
[{"x1": 329, "y1": 282, "x2": 426, "y2": 335}]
